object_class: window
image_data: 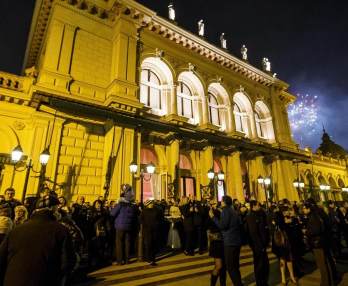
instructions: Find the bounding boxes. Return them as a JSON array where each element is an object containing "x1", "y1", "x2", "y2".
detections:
[
  {"x1": 177, "y1": 82, "x2": 193, "y2": 119},
  {"x1": 255, "y1": 112, "x2": 264, "y2": 138},
  {"x1": 140, "y1": 69, "x2": 161, "y2": 110},
  {"x1": 234, "y1": 103, "x2": 245, "y2": 132},
  {"x1": 208, "y1": 93, "x2": 221, "y2": 126}
]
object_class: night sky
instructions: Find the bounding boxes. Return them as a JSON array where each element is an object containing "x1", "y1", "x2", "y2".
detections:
[{"x1": 1, "y1": 0, "x2": 347, "y2": 150}]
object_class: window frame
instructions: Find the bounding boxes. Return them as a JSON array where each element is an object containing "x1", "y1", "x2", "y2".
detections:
[
  {"x1": 177, "y1": 81, "x2": 194, "y2": 119},
  {"x1": 140, "y1": 69, "x2": 162, "y2": 110}
]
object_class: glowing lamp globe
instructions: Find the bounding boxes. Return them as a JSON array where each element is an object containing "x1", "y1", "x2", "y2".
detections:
[
  {"x1": 11, "y1": 145, "x2": 23, "y2": 163},
  {"x1": 146, "y1": 162, "x2": 155, "y2": 174},
  {"x1": 207, "y1": 169, "x2": 215, "y2": 180},
  {"x1": 129, "y1": 161, "x2": 138, "y2": 174},
  {"x1": 217, "y1": 171, "x2": 225, "y2": 181},
  {"x1": 39, "y1": 148, "x2": 50, "y2": 165}
]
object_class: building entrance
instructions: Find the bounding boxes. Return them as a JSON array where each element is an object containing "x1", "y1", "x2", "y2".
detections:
[{"x1": 180, "y1": 176, "x2": 195, "y2": 198}]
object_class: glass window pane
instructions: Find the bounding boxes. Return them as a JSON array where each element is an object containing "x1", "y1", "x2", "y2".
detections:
[
  {"x1": 235, "y1": 114, "x2": 243, "y2": 132},
  {"x1": 140, "y1": 84, "x2": 148, "y2": 105},
  {"x1": 183, "y1": 98, "x2": 192, "y2": 118},
  {"x1": 211, "y1": 107, "x2": 220, "y2": 125},
  {"x1": 150, "y1": 87, "x2": 160, "y2": 109},
  {"x1": 141, "y1": 69, "x2": 148, "y2": 82},
  {"x1": 177, "y1": 96, "x2": 183, "y2": 116},
  {"x1": 150, "y1": 72, "x2": 160, "y2": 85}
]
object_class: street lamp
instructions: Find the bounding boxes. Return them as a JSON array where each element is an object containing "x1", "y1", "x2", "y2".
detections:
[
  {"x1": 257, "y1": 175, "x2": 272, "y2": 209},
  {"x1": 293, "y1": 178, "x2": 305, "y2": 200},
  {"x1": 129, "y1": 161, "x2": 156, "y2": 205},
  {"x1": 203, "y1": 169, "x2": 225, "y2": 201},
  {"x1": 11, "y1": 145, "x2": 51, "y2": 201}
]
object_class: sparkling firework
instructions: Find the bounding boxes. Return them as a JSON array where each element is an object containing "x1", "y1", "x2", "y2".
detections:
[{"x1": 288, "y1": 94, "x2": 319, "y2": 146}]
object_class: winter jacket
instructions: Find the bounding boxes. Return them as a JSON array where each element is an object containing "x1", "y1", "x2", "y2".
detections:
[
  {"x1": 140, "y1": 207, "x2": 163, "y2": 232},
  {"x1": 0, "y1": 209, "x2": 76, "y2": 286},
  {"x1": 245, "y1": 210, "x2": 270, "y2": 251},
  {"x1": 213, "y1": 206, "x2": 242, "y2": 247},
  {"x1": 110, "y1": 200, "x2": 139, "y2": 231}
]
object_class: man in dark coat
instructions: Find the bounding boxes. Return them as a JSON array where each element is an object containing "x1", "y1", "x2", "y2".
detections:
[
  {"x1": 0, "y1": 194, "x2": 76, "y2": 286},
  {"x1": 302, "y1": 202, "x2": 335, "y2": 286},
  {"x1": 180, "y1": 197, "x2": 195, "y2": 256},
  {"x1": 210, "y1": 196, "x2": 243, "y2": 286},
  {"x1": 245, "y1": 200, "x2": 270, "y2": 286},
  {"x1": 140, "y1": 200, "x2": 163, "y2": 265},
  {"x1": 110, "y1": 185, "x2": 139, "y2": 264}
]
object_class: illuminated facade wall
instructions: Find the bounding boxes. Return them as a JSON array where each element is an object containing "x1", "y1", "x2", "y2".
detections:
[{"x1": 0, "y1": 0, "x2": 346, "y2": 202}]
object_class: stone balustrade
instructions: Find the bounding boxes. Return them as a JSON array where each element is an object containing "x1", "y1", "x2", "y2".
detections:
[{"x1": 0, "y1": 71, "x2": 24, "y2": 91}]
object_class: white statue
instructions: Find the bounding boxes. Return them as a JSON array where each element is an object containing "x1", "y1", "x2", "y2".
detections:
[
  {"x1": 220, "y1": 33, "x2": 227, "y2": 49},
  {"x1": 198, "y1": 19, "x2": 204, "y2": 37},
  {"x1": 262, "y1": 57, "x2": 271, "y2": 72},
  {"x1": 168, "y1": 3, "x2": 175, "y2": 21},
  {"x1": 241, "y1": 45, "x2": 248, "y2": 61}
]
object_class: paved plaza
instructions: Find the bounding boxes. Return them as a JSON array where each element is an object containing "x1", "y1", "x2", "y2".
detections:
[{"x1": 74, "y1": 247, "x2": 348, "y2": 286}]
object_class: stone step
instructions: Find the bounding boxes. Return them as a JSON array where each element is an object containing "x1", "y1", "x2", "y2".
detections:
[{"x1": 78, "y1": 247, "x2": 277, "y2": 286}]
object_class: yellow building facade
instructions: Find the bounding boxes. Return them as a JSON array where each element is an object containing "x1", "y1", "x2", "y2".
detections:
[{"x1": 0, "y1": 0, "x2": 347, "y2": 203}]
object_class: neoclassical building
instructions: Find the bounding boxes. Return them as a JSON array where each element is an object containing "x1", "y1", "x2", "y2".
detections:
[{"x1": 0, "y1": 0, "x2": 347, "y2": 203}]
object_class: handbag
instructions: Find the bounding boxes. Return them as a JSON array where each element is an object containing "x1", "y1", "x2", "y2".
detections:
[{"x1": 208, "y1": 231, "x2": 222, "y2": 241}]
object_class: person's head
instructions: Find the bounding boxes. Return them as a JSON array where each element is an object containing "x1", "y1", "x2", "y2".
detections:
[
  {"x1": 0, "y1": 195, "x2": 5, "y2": 203},
  {"x1": 233, "y1": 199, "x2": 240, "y2": 207},
  {"x1": 58, "y1": 196, "x2": 67, "y2": 207},
  {"x1": 343, "y1": 201, "x2": 348, "y2": 209},
  {"x1": 14, "y1": 205, "x2": 28, "y2": 221},
  {"x1": 93, "y1": 200, "x2": 103, "y2": 210},
  {"x1": 0, "y1": 203, "x2": 11, "y2": 217},
  {"x1": 221, "y1": 196, "x2": 232, "y2": 208},
  {"x1": 302, "y1": 203, "x2": 312, "y2": 215},
  {"x1": 250, "y1": 200, "x2": 260, "y2": 212},
  {"x1": 4, "y1": 188, "x2": 15, "y2": 201},
  {"x1": 35, "y1": 194, "x2": 60, "y2": 214},
  {"x1": 77, "y1": 196, "x2": 85, "y2": 205},
  {"x1": 327, "y1": 200, "x2": 335, "y2": 208}
]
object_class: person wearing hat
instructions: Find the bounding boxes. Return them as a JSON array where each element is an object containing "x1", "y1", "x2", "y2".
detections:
[
  {"x1": 140, "y1": 199, "x2": 163, "y2": 266},
  {"x1": 0, "y1": 194, "x2": 76, "y2": 286},
  {"x1": 110, "y1": 185, "x2": 139, "y2": 265}
]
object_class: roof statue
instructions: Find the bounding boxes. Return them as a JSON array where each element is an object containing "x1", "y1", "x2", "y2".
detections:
[
  {"x1": 241, "y1": 45, "x2": 248, "y2": 61},
  {"x1": 198, "y1": 19, "x2": 205, "y2": 37},
  {"x1": 262, "y1": 57, "x2": 271, "y2": 72},
  {"x1": 317, "y1": 128, "x2": 347, "y2": 159},
  {"x1": 220, "y1": 33, "x2": 227, "y2": 49},
  {"x1": 168, "y1": 2, "x2": 175, "y2": 21}
]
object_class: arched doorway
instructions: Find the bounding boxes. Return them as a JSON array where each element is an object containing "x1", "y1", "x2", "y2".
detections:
[
  {"x1": 140, "y1": 147, "x2": 159, "y2": 201},
  {"x1": 179, "y1": 153, "x2": 195, "y2": 198}
]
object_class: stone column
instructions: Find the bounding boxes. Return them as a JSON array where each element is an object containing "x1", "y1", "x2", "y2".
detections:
[
  {"x1": 201, "y1": 92, "x2": 210, "y2": 125},
  {"x1": 226, "y1": 152, "x2": 244, "y2": 201},
  {"x1": 170, "y1": 83, "x2": 178, "y2": 115}
]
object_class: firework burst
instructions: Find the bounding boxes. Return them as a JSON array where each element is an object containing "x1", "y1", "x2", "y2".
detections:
[{"x1": 288, "y1": 93, "x2": 319, "y2": 146}]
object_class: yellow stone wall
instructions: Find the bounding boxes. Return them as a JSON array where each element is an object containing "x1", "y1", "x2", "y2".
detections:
[{"x1": 0, "y1": 0, "x2": 346, "y2": 203}]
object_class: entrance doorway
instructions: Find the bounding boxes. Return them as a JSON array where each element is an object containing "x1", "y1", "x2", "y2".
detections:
[{"x1": 180, "y1": 176, "x2": 196, "y2": 198}]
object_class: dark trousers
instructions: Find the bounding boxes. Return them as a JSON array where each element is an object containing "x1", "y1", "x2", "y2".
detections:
[
  {"x1": 116, "y1": 229, "x2": 131, "y2": 263},
  {"x1": 185, "y1": 230, "x2": 195, "y2": 255},
  {"x1": 144, "y1": 229, "x2": 157, "y2": 263},
  {"x1": 252, "y1": 247, "x2": 269, "y2": 286},
  {"x1": 195, "y1": 225, "x2": 207, "y2": 251},
  {"x1": 313, "y1": 248, "x2": 334, "y2": 286},
  {"x1": 224, "y1": 245, "x2": 243, "y2": 286}
]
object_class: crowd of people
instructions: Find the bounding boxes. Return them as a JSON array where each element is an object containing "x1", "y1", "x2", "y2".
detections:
[{"x1": 0, "y1": 184, "x2": 348, "y2": 286}]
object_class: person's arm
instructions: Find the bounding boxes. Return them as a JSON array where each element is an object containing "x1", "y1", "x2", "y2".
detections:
[
  {"x1": 110, "y1": 204, "x2": 121, "y2": 218},
  {"x1": 212, "y1": 208, "x2": 231, "y2": 231}
]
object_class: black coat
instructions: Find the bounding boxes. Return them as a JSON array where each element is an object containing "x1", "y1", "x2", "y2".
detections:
[
  {"x1": 140, "y1": 207, "x2": 163, "y2": 232},
  {"x1": 0, "y1": 209, "x2": 76, "y2": 286},
  {"x1": 245, "y1": 210, "x2": 270, "y2": 251}
]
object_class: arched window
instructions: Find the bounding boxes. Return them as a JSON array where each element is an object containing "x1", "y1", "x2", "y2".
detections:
[
  {"x1": 208, "y1": 93, "x2": 221, "y2": 126},
  {"x1": 254, "y1": 101, "x2": 275, "y2": 141},
  {"x1": 177, "y1": 81, "x2": 194, "y2": 119},
  {"x1": 255, "y1": 112, "x2": 264, "y2": 138},
  {"x1": 234, "y1": 103, "x2": 245, "y2": 133},
  {"x1": 140, "y1": 69, "x2": 161, "y2": 110}
]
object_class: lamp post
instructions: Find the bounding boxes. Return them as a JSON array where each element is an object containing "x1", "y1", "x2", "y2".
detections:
[
  {"x1": 129, "y1": 161, "x2": 155, "y2": 206},
  {"x1": 206, "y1": 168, "x2": 225, "y2": 201},
  {"x1": 319, "y1": 184, "x2": 330, "y2": 201},
  {"x1": 11, "y1": 145, "x2": 50, "y2": 201},
  {"x1": 293, "y1": 178, "x2": 305, "y2": 201},
  {"x1": 257, "y1": 176, "x2": 271, "y2": 210}
]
